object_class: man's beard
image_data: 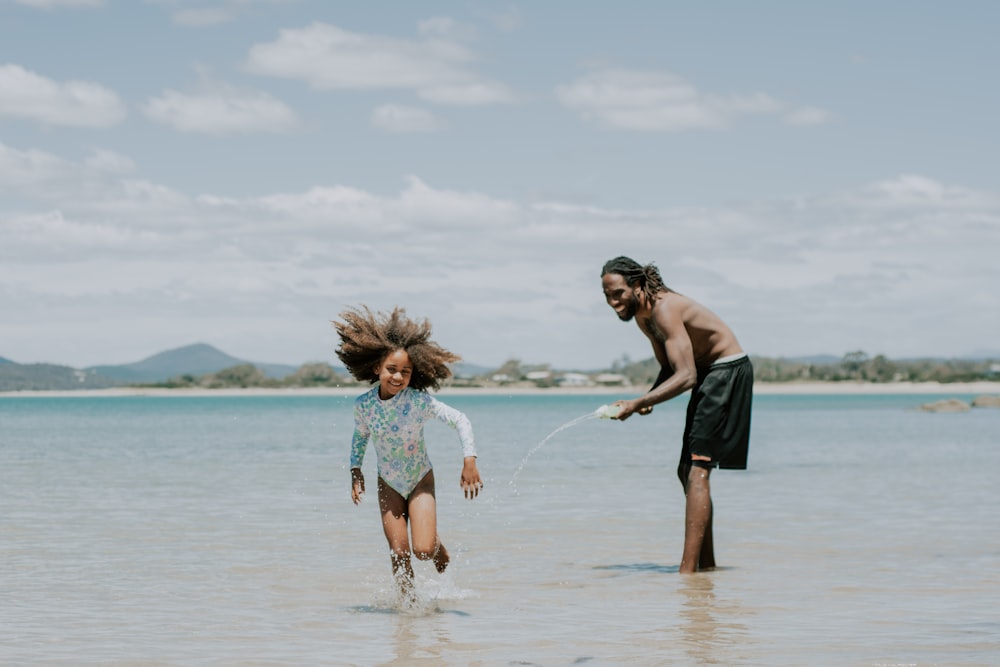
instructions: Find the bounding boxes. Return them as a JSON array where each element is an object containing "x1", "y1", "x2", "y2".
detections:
[{"x1": 617, "y1": 296, "x2": 637, "y2": 322}]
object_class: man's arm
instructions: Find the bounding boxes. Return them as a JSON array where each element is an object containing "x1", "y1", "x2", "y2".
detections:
[
  {"x1": 625, "y1": 354, "x2": 672, "y2": 418},
  {"x1": 617, "y1": 299, "x2": 698, "y2": 419},
  {"x1": 650, "y1": 362, "x2": 673, "y2": 391}
]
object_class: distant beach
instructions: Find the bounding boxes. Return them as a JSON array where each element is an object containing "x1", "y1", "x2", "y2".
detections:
[{"x1": 3, "y1": 381, "x2": 1000, "y2": 399}]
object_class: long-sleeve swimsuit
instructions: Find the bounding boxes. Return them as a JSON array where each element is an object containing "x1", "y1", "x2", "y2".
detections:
[{"x1": 350, "y1": 385, "x2": 477, "y2": 499}]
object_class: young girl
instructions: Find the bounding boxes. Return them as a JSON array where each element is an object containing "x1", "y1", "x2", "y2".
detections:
[{"x1": 334, "y1": 306, "x2": 483, "y2": 596}]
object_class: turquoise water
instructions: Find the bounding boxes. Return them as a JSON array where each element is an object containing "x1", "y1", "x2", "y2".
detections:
[{"x1": 1, "y1": 392, "x2": 999, "y2": 666}]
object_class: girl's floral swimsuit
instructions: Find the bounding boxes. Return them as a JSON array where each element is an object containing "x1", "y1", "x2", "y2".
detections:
[{"x1": 350, "y1": 385, "x2": 477, "y2": 499}]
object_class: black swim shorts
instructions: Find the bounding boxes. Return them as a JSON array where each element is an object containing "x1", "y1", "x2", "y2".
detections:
[{"x1": 678, "y1": 354, "x2": 753, "y2": 481}]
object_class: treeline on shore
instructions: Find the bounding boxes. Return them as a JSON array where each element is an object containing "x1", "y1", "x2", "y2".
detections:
[
  {"x1": 144, "y1": 351, "x2": 1000, "y2": 390},
  {"x1": 623, "y1": 352, "x2": 999, "y2": 385},
  {"x1": 749, "y1": 352, "x2": 1000, "y2": 384}
]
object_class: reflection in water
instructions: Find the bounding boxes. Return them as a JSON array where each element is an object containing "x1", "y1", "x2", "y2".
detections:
[
  {"x1": 678, "y1": 574, "x2": 750, "y2": 665},
  {"x1": 593, "y1": 562, "x2": 679, "y2": 575},
  {"x1": 377, "y1": 605, "x2": 454, "y2": 667}
]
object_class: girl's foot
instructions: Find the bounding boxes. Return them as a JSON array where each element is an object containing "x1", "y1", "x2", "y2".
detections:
[{"x1": 394, "y1": 571, "x2": 417, "y2": 605}]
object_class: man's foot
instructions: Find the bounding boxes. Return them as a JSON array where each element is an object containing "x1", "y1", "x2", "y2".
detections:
[{"x1": 433, "y1": 542, "x2": 450, "y2": 573}]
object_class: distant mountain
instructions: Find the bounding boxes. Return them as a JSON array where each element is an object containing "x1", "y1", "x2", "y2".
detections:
[
  {"x1": 0, "y1": 363, "x2": 119, "y2": 391},
  {"x1": 0, "y1": 355, "x2": 13, "y2": 365},
  {"x1": 88, "y1": 343, "x2": 298, "y2": 383}
]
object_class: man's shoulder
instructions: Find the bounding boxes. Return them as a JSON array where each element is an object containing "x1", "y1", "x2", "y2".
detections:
[
  {"x1": 657, "y1": 289, "x2": 692, "y2": 306},
  {"x1": 647, "y1": 291, "x2": 684, "y2": 323}
]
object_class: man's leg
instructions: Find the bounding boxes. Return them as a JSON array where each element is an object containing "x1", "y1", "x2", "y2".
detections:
[
  {"x1": 680, "y1": 463, "x2": 714, "y2": 573},
  {"x1": 699, "y1": 497, "x2": 715, "y2": 571}
]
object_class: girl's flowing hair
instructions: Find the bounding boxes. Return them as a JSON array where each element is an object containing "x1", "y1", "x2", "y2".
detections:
[
  {"x1": 601, "y1": 256, "x2": 670, "y2": 304},
  {"x1": 333, "y1": 306, "x2": 460, "y2": 391}
]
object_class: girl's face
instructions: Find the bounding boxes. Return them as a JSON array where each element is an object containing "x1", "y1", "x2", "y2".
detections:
[{"x1": 377, "y1": 348, "x2": 412, "y2": 399}]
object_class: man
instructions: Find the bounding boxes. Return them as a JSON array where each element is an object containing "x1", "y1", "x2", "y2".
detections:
[{"x1": 601, "y1": 256, "x2": 753, "y2": 573}]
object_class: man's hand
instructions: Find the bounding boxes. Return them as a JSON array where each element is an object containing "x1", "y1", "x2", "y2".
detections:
[
  {"x1": 350, "y1": 468, "x2": 365, "y2": 505},
  {"x1": 613, "y1": 399, "x2": 654, "y2": 421},
  {"x1": 460, "y1": 457, "x2": 483, "y2": 499}
]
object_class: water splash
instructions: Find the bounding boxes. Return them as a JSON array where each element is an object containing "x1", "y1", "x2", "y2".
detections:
[
  {"x1": 509, "y1": 411, "x2": 602, "y2": 490},
  {"x1": 423, "y1": 570, "x2": 478, "y2": 603}
]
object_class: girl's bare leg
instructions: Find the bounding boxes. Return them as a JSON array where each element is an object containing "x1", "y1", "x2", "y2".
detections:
[
  {"x1": 377, "y1": 478, "x2": 415, "y2": 594},
  {"x1": 407, "y1": 471, "x2": 449, "y2": 572}
]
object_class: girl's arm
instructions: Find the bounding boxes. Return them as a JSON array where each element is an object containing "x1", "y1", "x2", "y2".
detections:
[
  {"x1": 349, "y1": 402, "x2": 370, "y2": 504},
  {"x1": 429, "y1": 396, "x2": 482, "y2": 498},
  {"x1": 350, "y1": 467, "x2": 365, "y2": 505},
  {"x1": 429, "y1": 397, "x2": 476, "y2": 459}
]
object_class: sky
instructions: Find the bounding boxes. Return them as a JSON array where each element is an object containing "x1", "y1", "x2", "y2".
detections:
[{"x1": 1, "y1": 1, "x2": 998, "y2": 371}]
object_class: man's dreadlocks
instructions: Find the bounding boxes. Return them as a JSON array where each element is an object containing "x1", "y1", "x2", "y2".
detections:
[{"x1": 601, "y1": 256, "x2": 670, "y2": 305}]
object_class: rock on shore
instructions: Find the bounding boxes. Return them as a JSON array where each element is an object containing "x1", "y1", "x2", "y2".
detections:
[
  {"x1": 972, "y1": 395, "x2": 1000, "y2": 408},
  {"x1": 920, "y1": 398, "x2": 971, "y2": 412}
]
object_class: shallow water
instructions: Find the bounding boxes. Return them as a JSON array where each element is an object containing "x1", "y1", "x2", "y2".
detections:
[
  {"x1": 1, "y1": 392, "x2": 998, "y2": 666},
  {"x1": 509, "y1": 409, "x2": 600, "y2": 490}
]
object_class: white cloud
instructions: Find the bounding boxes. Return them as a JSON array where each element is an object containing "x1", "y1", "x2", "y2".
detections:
[
  {"x1": 244, "y1": 22, "x2": 515, "y2": 105},
  {"x1": 143, "y1": 84, "x2": 300, "y2": 134},
  {"x1": 3, "y1": 209, "x2": 164, "y2": 254},
  {"x1": 247, "y1": 184, "x2": 385, "y2": 226},
  {"x1": 489, "y1": 5, "x2": 523, "y2": 32},
  {"x1": 1, "y1": 143, "x2": 997, "y2": 366},
  {"x1": 172, "y1": 8, "x2": 233, "y2": 27},
  {"x1": 0, "y1": 64, "x2": 125, "y2": 127},
  {"x1": 0, "y1": 142, "x2": 76, "y2": 192},
  {"x1": 0, "y1": 142, "x2": 192, "y2": 219},
  {"x1": 860, "y1": 174, "x2": 986, "y2": 207},
  {"x1": 419, "y1": 81, "x2": 514, "y2": 106},
  {"x1": 418, "y1": 16, "x2": 478, "y2": 41},
  {"x1": 371, "y1": 104, "x2": 441, "y2": 133},
  {"x1": 2, "y1": 4, "x2": 994, "y2": 371},
  {"x1": 144, "y1": 0, "x2": 298, "y2": 26},
  {"x1": 555, "y1": 67, "x2": 831, "y2": 132},
  {"x1": 785, "y1": 106, "x2": 834, "y2": 126},
  {"x1": 394, "y1": 175, "x2": 521, "y2": 229},
  {"x1": 84, "y1": 149, "x2": 135, "y2": 174},
  {"x1": 14, "y1": 0, "x2": 103, "y2": 7}
]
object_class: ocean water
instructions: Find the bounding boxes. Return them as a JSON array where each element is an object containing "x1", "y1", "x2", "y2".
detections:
[{"x1": 1, "y1": 391, "x2": 998, "y2": 666}]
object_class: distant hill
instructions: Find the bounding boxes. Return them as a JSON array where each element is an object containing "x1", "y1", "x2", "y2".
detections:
[
  {"x1": 88, "y1": 343, "x2": 298, "y2": 383},
  {"x1": 3, "y1": 344, "x2": 998, "y2": 392},
  {"x1": 0, "y1": 363, "x2": 119, "y2": 391},
  {"x1": 0, "y1": 343, "x2": 305, "y2": 391}
]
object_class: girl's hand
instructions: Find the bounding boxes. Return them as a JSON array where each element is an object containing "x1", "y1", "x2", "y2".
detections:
[
  {"x1": 460, "y1": 457, "x2": 483, "y2": 499},
  {"x1": 350, "y1": 468, "x2": 365, "y2": 505}
]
